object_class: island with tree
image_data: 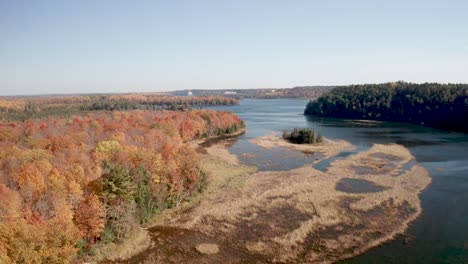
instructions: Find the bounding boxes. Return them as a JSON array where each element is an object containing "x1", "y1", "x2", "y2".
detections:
[{"x1": 282, "y1": 128, "x2": 323, "y2": 144}]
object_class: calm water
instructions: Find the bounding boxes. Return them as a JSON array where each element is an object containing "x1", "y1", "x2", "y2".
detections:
[{"x1": 206, "y1": 99, "x2": 468, "y2": 263}]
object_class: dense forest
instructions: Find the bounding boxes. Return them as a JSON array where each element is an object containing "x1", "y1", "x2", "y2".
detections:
[
  {"x1": 0, "y1": 109, "x2": 244, "y2": 263},
  {"x1": 305, "y1": 82, "x2": 468, "y2": 132},
  {"x1": 0, "y1": 95, "x2": 239, "y2": 121}
]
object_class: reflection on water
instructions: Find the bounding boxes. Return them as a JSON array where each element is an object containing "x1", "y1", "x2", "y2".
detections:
[{"x1": 205, "y1": 99, "x2": 468, "y2": 263}]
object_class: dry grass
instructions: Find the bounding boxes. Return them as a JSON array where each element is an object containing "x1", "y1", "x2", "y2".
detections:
[
  {"x1": 170, "y1": 144, "x2": 429, "y2": 263},
  {"x1": 116, "y1": 138, "x2": 431, "y2": 264},
  {"x1": 249, "y1": 132, "x2": 354, "y2": 159},
  {"x1": 195, "y1": 243, "x2": 219, "y2": 254},
  {"x1": 95, "y1": 228, "x2": 153, "y2": 262},
  {"x1": 205, "y1": 144, "x2": 240, "y2": 165}
]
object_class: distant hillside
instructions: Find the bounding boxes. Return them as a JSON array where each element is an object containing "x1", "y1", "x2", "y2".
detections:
[{"x1": 171, "y1": 86, "x2": 334, "y2": 99}]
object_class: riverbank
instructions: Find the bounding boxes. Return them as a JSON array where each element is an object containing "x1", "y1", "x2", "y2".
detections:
[{"x1": 103, "y1": 133, "x2": 430, "y2": 263}]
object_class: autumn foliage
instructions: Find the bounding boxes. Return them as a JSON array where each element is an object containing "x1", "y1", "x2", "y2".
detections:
[{"x1": 0, "y1": 109, "x2": 244, "y2": 263}]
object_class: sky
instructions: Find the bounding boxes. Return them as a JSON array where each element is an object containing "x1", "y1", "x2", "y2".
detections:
[{"x1": 1, "y1": 0, "x2": 468, "y2": 96}]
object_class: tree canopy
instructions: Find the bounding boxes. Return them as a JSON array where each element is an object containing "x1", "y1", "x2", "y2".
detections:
[{"x1": 0, "y1": 109, "x2": 244, "y2": 263}]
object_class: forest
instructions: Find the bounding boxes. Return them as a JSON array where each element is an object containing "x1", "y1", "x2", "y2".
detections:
[
  {"x1": 304, "y1": 82, "x2": 468, "y2": 132},
  {"x1": 0, "y1": 108, "x2": 244, "y2": 263},
  {"x1": 0, "y1": 95, "x2": 239, "y2": 122}
]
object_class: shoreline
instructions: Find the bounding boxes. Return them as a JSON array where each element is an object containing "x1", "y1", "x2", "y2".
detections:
[{"x1": 191, "y1": 128, "x2": 246, "y2": 149}]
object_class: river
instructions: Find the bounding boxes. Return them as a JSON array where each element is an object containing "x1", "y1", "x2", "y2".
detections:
[{"x1": 205, "y1": 98, "x2": 468, "y2": 263}]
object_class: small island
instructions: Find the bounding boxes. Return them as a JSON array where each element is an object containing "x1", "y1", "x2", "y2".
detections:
[{"x1": 282, "y1": 128, "x2": 323, "y2": 144}]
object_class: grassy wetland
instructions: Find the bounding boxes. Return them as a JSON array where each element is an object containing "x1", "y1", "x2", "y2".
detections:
[
  {"x1": 3, "y1": 97, "x2": 466, "y2": 264},
  {"x1": 108, "y1": 131, "x2": 430, "y2": 263}
]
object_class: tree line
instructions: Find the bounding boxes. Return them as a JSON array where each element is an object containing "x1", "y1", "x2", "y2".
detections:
[
  {"x1": 172, "y1": 86, "x2": 333, "y2": 99},
  {"x1": 304, "y1": 82, "x2": 468, "y2": 132},
  {"x1": 0, "y1": 95, "x2": 239, "y2": 122},
  {"x1": 0, "y1": 109, "x2": 244, "y2": 263}
]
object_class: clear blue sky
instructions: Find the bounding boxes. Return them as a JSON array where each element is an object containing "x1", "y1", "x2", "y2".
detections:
[{"x1": 1, "y1": 0, "x2": 467, "y2": 95}]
